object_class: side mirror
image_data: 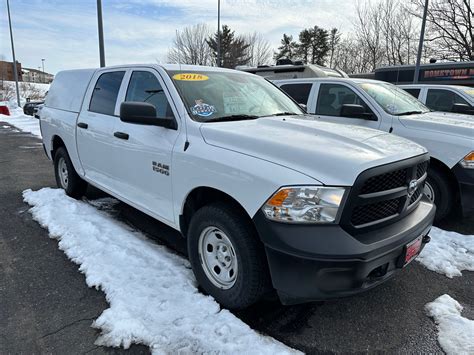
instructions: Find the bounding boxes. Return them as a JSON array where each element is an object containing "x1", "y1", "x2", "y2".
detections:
[
  {"x1": 120, "y1": 102, "x2": 177, "y2": 129},
  {"x1": 340, "y1": 104, "x2": 377, "y2": 121},
  {"x1": 452, "y1": 103, "x2": 473, "y2": 114}
]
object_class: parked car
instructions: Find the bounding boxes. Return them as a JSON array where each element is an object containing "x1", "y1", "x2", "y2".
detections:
[
  {"x1": 23, "y1": 100, "x2": 45, "y2": 116},
  {"x1": 399, "y1": 84, "x2": 474, "y2": 115},
  {"x1": 40, "y1": 65, "x2": 435, "y2": 309},
  {"x1": 34, "y1": 103, "x2": 44, "y2": 119},
  {"x1": 275, "y1": 78, "x2": 474, "y2": 221}
]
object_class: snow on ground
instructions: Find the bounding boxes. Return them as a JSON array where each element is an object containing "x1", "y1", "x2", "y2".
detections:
[
  {"x1": 23, "y1": 188, "x2": 298, "y2": 354},
  {"x1": 0, "y1": 107, "x2": 42, "y2": 138},
  {"x1": 417, "y1": 227, "x2": 474, "y2": 278},
  {"x1": 425, "y1": 295, "x2": 474, "y2": 355}
]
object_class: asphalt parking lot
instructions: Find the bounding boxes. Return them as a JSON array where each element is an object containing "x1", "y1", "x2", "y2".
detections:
[{"x1": 1, "y1": 122, "x2": 473, "y2": 354}]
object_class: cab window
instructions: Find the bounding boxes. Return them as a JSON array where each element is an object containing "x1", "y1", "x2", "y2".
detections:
[
  {"x1": 89, "y1": 71, "x2": 125, "y2": 116},
  {"x1": 125, "y1": 71, "x2": 174, "y2": 118},
  {"x1": 426, "y1": 89, "x2": 470, "y2": 112},
  {"x1": 280, "y1": 83, "x2": 312, "y2": 105},
  {"x1": 403, "y1": 88, "x2": 421, "y2": 99},
  {"x1": 316, "y1": 83, "x2": 371, "y2": 116}
]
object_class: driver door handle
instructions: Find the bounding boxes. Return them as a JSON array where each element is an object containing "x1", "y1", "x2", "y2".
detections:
[
  {"x1": 114, "y1": 131, "x2": 129, "y2": 140},
  {"x1": 77, "y1": 122, "x2": 88, "y2": 129}
]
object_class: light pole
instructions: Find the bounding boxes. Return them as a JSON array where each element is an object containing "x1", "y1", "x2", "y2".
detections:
[
  {"x1": 41, "y1": 58, "x2": 45, "y2": 83},
  {"x1": 6, "y1": 0, "x2": 21, "y2": 107},
  {"x1": 97, "y1": 0, "x2": 106, "y2": 67},
  {"x1": 414, "y1": 0, "x2": 429, "y2": 83},
  {"x1": 217, "y1": 0, "x2": 221, "y2": 67}
]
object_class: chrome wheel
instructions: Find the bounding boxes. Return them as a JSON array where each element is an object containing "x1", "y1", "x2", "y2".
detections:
[
  {"x1": 58, "y1": 157, "x2": 69, "y2": 189},
  {"x1": 198, "y1": 226, "x2": 238, "y2": 289},
  {"x1": 424, "y1": 181, "x2": 435, "y2": 202}
]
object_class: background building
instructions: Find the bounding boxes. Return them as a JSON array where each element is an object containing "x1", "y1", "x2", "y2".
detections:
[{"x1": 0, "y1": 60, "x2": 23, "y2": 82}]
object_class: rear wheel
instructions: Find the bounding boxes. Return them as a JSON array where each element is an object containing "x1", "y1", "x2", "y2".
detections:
[
  {"x1": 187, "y1": 202, "x2": 270, "y2": 309},
  {"x1": 425, "y1": 166, "x2": 455, "y2": 222},
  {"x1": 54, "y1": 147, "x2": 87, "y2": 198}
]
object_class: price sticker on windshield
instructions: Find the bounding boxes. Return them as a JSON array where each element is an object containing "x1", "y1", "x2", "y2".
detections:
[{"x1": 172, "y1": 73, "x2": 209, "y2": 81}]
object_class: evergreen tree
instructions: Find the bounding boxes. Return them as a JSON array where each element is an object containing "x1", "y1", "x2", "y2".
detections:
[
  {"x1": 274, "y1": 34, "x2": 298, "y2": 61},
  {"x1": 297, "y1": 29, "x2": 312, "y2": 63},
  {"x1": 207, "y1": 25, "x2": 251, "y2": 68},
  {"x1": 310, "y1": 26, "x2": 330, "y2": 65}
]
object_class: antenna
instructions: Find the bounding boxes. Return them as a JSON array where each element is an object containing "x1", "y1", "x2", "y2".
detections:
[{"x1": 176, "y1": 29, "x2": 190, "y2": 151}]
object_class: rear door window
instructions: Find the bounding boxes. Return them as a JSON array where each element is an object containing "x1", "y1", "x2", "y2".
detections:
[
  {"x1": 426, "y1": 89, "x2": 470, "y2": 112},
  {"x1": 89, "y1": 71, "x2": 125, "y2": 116},
  {"x1": 280, "y1": 83, "x2": 313, "y2": 105},
  {"x1": 316, "y1": 83, "x2": 372, "y2": 116},
  {"x1": 403, "y1": 88, "x2": 421, "y2": 99},
  {"x1": 125, "y1": 71, "x2": 174, "y2": 118}
]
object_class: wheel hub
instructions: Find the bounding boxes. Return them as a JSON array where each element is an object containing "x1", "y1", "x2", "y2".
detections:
[{"x1": 198, "y1": 226, "x2": 238, "y2": 290}]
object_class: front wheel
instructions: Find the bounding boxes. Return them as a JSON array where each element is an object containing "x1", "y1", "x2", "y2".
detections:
[
  {"x1": 187, "y1": 203, "x2": 270, "y2": 309},
  {"x1": 54, "y1": 147, "x2": 87, "y2": 198},
  {"x1": 425, "y1": 167, "x2": 455, "y2": 222}
]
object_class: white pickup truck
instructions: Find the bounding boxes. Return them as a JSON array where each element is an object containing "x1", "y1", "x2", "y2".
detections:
[
  {"x1": 275, "y1": 78, "x2": 474, "y2": 221},
  {"x1": 40, "y1": 65, "x2": 434, "y2": 308}
]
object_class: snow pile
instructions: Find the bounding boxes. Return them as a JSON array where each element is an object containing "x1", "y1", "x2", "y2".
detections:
[
  {"x1": 0, "y1": 107, "x2": 42, "y2": 138},
  {"x1": 425, "y1": 295, "x2": 474, "y2": 355},
  {"x1": 417, "y1": 227, "x2": 474, "y2": 278},
  {"x1": 23, "y1": 188, "x2": 297, "y2": 354}
]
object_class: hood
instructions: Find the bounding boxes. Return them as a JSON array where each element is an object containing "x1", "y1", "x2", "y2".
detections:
[
  {"x1": 200, "y1": 116, "x2": 427, "y2": 186},
  {"x1": 399, "y1": 111, "x2": 474, "y2": 138}
]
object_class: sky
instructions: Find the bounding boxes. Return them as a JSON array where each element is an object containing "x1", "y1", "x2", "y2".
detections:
[{"x1": 1, "y1": 0, "x2": 357, "y2": 75}]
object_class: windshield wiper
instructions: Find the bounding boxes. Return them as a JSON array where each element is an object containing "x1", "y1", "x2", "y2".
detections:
[
  {"x1": 204, "y1": 114, "x2": 259, "y2": 123},
  {"x1": 395, "y1": 110, "x2": 423, "y2": 116},
  {"x1": 272, "y1": 112, "x2": 301, "y2": 116}
]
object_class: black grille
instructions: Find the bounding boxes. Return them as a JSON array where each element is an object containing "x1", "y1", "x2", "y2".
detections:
[
  {"x1": 409, "y1": 187, "x2": 422, "y2": 205},
  {"x1": 416, "y1": 161, "x2": 428, "y2": 179},
  {"x1": 360, "y1": 169, "x2": 407, "y2": 194},
  {"x1": 341, "y1": 156, "x2": 430, "y2": 233},
  {"x1": 351, "y1": 198, "x2": 402, "y2": 226}
]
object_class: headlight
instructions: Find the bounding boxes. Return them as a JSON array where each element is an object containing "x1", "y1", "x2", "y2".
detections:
[
  {"x1": 459, "y1": 152, "x2": 474, "y2": 169},
  {"x1": 262, "y1": 186, "x2": 346, "y2": 223}
]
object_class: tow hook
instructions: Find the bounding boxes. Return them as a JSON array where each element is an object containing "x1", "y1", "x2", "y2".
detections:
[{"x1": 422, "y1": 235, "x2": 431, "y2": 244}]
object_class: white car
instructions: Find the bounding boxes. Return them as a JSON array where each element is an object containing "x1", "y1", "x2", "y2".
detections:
[
  {"x1": 398, "y1": 84, "x2": 474, "y2": 115},
  {"x1": 40, "y1": 65, "x2": 434, "y2": 308},
  {"x1": 275, "y1": 78, "x2": 474, "y2": 221}
]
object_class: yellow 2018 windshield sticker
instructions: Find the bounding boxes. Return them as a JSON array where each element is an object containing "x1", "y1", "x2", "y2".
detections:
[{"x1": 172, "y1": 73, "x2": 209, "y2": 81}]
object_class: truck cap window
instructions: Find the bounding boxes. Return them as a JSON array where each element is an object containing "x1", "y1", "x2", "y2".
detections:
[
  {"x1": 359, "y1": 82, "x2": 430, "y2": 116},
  {"x1": 125, "y1": 71, "x2": 174, "y2": 118},
  {"x1": 89, "y1": 71, "x2": 125, "y2": 116},
  {"x1": 168, "y1": 70, "x2": 305, "y2": 122}
]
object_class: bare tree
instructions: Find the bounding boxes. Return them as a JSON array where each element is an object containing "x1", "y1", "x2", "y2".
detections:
[
  {"x1": 354, "y1": 0, "x2": 385, "y2": 71},
  {"x1": 167, "y1": 23, "x2": 212, "y2": 65},
  {"x1": 410, "y1": 0, "x2": 473, "y2": 60},
  {"x1": 245, "y1": 32, "x2": 272, "y2": 66}
]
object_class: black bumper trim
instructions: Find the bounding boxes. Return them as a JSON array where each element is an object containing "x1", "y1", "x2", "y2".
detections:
[{"x1": 253, "y1": 197, "x2": 435, "y2": 304}]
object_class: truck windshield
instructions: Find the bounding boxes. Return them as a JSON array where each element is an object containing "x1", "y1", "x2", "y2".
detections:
[
  {"x1": 459, "y1": 87, "x2": 474, "y2": 101},
  {"x1": 359, "y1": 82, "x2": 431, "y2": 116},
  {"x1": 168, "y1": 70, "x2": 304, "y2": 122}
]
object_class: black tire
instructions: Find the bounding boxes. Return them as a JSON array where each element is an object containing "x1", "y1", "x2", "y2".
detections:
[
  {"x1": 53, "y1": 147, "x2": 87, "y2": 198},
  {"x1": 187, "y1": 202, "x2": 270, "y2": 309},
  {"x1": 425, "y1": 166, "x2": 455, "y2": 222}
]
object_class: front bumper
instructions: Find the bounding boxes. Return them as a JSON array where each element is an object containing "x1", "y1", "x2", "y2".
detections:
[
  {"x1": 253, "y1": 197, "x2": 435, "y2": 305},
  {"x1": 452, "y1": 164, "x2": 474, "y2": 216}
]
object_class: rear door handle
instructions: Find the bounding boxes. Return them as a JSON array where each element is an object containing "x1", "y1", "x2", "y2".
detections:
[
  {"x1": 114, "y1": 131, "x2": 129, "y2": 140},
  {"x1": 77, "y1": 122, "x2": 88, "y2": 129}
]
